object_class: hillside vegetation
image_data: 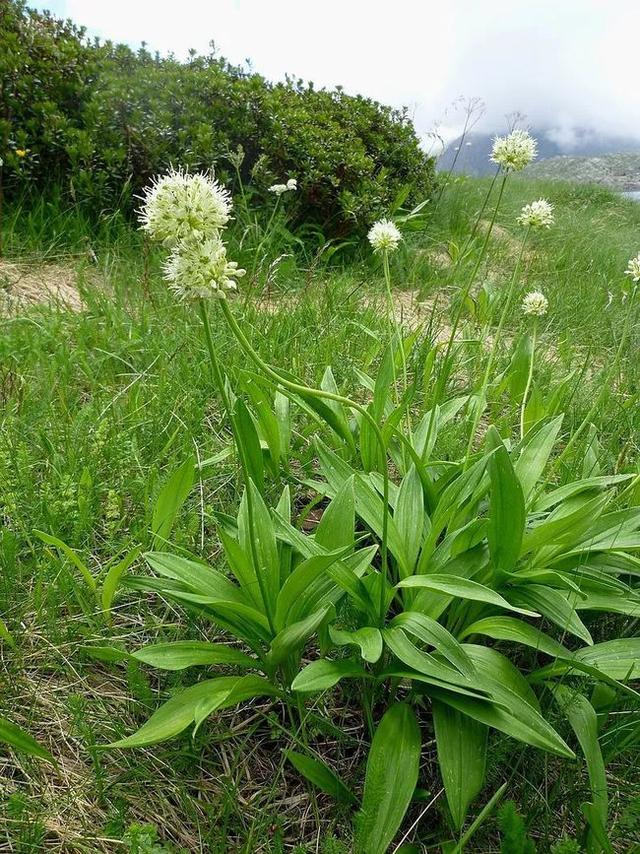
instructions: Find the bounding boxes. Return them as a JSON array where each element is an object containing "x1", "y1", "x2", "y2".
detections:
[
  {"x1": 0, "y1": 1, "x2": 435, "y2": 235},
  {"x1": 1, "y1": 166, "x2": 640, "y2": 851}
]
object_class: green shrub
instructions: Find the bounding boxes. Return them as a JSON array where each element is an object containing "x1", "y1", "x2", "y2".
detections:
[{"x1": 0, "y1": 0, "x2": 436, "y2": 234}]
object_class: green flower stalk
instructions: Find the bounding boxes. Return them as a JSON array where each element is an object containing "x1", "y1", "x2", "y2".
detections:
[
  {"x1": 218, "y1": 297, "x2": 392, "y2": 620},
  {"x1": 368, "y1": 218, "x2": 412, "y2": 441},
  {"x1": 519, "y1": 291, "x2": 549, "y2": 439},
  {"x1": 464, "y1": 223, "x2": 532, "y2": 464}
]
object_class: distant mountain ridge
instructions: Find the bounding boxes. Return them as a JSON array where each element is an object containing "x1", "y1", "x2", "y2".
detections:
[
  {"x1": 526, "y1": 153, "x2": 640, "y2": 192},
  {"x1": 438, "y1": 128, "x2": 640, "y2": 181}
]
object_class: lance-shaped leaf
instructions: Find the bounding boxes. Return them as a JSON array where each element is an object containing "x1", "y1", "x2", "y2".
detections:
[
  {"x1": 356, "y1": 703, "x2": 421, "y2": 854},
  {"x1": 433, "y1": 701, "x2": 487, "y2": 830},
  {"x1": 488, "y1": 442, "x2": 525, "y2": 580}
]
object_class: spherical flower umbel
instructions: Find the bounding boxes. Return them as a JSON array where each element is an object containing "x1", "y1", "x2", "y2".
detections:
[
  {"x1": 138, "y1": 169, "x2": 232, "y2": 247},
  {"x1": 368, "y1": 219, "x2": 402, "y2": 254},
  {"x1": 625, "y1": 252, "x2": 640, "y2": 283},
  {"x1": 522, "y1": 290, "x2": 549, "y2": 316},
  {"x1": 517, "y1": 199, "x2": 555, "y2": 229},
  {"x1": 163, "y1": 235, "x2": 246, "y2": 300},
  {"x1": 490, "y1": 129, "x2": 538, "y2": 172}
]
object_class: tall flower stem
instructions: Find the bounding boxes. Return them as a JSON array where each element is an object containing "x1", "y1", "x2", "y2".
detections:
[
  {"x1": 437, "y1": 172, "x2": 509, "y2": 400},
  {"x1": 382, "y1": 251, "x2": 412, "y2": 444},
  {"x1": 251, "y1": 196, "x2": 281, "y2": 281},
  {"x1": 419, "y1": 171, "x2": 508, "y2": 465},
  {"x1": 547, "y1": 286, "x2": 637, "y2": 480},
  {"x1": 463, "y1": 226, "x2": 531, "y2": 466},
  {"x1": 197, "y1": 299, "x2": 276, "y2": 634},
  {"x1": 219, "y1": 299, "x2": 391, "y2": 622},
  {"x1": 519, "y1": 318, "x2": 538, "y2": 440}
]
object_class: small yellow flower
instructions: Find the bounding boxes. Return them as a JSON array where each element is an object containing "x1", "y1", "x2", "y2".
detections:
[{"x1": 15, "y1": 149, "x2": 27, "y2": 158}]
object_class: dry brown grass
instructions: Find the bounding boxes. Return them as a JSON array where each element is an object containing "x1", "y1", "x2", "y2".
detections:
[{"x1": 0, "y1": 259, "x2": 96, "y2": 314}]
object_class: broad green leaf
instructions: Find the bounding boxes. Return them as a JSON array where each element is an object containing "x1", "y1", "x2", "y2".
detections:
[
  {"x1": 394, "y1": 466, "x2": 425, "y2": 577},
  {"x1": 329, "y1": 626, "x2": 383, "y2": 663},
  {"x1": 192, "y1": 675, "x2": 279, "y2": 732},
  {"x1": 314, "y1": 476, "x2": 355, "y2": 551},
  {"x1": 285, "y1": 750, "x2": 357, "y2": 804},
  {"x1": 383, "y1": 628, "x2": 478, "y2": 689},
  {"x1": 268, "y1": 607, "x2": 330, "y2": 666},
  {"x1": 0, "y1": 617, "x2": 15, "y2": 648},
  {"x1": 292, "y1": 659, "x2": 369, "y2": 693},
  {"x1": 533, "y1": 475, "x2": 632, "y2": 513},
  {"x1": 553, "y1": 686, "x2": 608, "y2": 853},
  {"x1": 274, "y1": 546, "x2": 352, "y2": 629},
  {"x1": 433, "y1": 701, "x2": 487, "y2": 830},
  {"x1": 145, "y1": 551, "x2": 247, "y2": 604},
  {"x1": 110, "y1": 676, "x2": 279, "y2": 748},
  {"x1": 233, "y1": 399, "x2": 264, "y2": 492},
  {"x1": 429, "y1": 683, "x2": 573, "y2": 759},
  {"x1": 102, "y1": 546, "x2": 141, "y2": 616},
  {"x1": 508, "y1": 332, "x2": 534, "y2": 401},
  {"x1": 389, "y1": 613, "x2": 474, "y2": 677},
  {"x1": 398, "y1": 575, "x2": 539, "y2": 617},
  {"x1": 488, "y1": 442, "x2": 525, "y2": 579},
  {"x1": 0, "y1": 717, "x2": 54, "y2": 763},
  {"x1": 509, "y1": 585, "x2": 592, "y2": 645},
  {"x1": 239, "y1": 482, "x2": 280, "y2": 616},
  {"x1": 168, "y1": 593, "x2": 272, "y2": 643},
  {"x1": 242, "y1": 372, "x2": 282, "y2": 471},
  {"x1": 573, "y1": 638, "x2": 640, "y2": 680},
  {"x1": 151, "y1": 456, "x2": 195, "y2": 548},
  {"x1": 460, "y1": 616, "x2": 569, "y2": 659},
  {"x1": 581, "y1": 803, "x2": 614, "y2": 854},
  {"x1": 521, "y1": 494, "x2": 609, "y2": 556},
  {"x1": 132, "y1": 641, "x2": 257, "y2": 671},
  {"x1": 356, "y1": 703, "x2": 421, "y2": 854},
  {"x1": 514, "y1": 415, "x2": 563, "y2": 501},
  {"x1": 218, "y1": 528, "x2": 263, "y2": 608},
  {"x1": 34, "y1": 530, "x2": 96, "y2": 593}
]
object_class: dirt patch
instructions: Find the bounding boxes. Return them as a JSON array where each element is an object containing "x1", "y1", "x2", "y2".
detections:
[
  {"x1": 361, "y1": 289, "x2": 454, "y2": 343},
  {"x1": 0, "y1": 259, "x2": 88, "y2": 313}
]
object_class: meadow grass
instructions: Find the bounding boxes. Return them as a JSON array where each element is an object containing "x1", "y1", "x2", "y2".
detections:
[{"x1": 1, "y1": 176, "x2": 639, "y2": 852}]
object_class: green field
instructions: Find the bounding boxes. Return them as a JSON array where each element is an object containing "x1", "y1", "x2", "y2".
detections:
[{"x1": 1, "y1": 173, "x2": 640, "y2": 853}]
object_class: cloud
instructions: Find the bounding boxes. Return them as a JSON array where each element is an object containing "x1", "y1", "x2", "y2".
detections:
[{"x1": 37, "y1": 0, "x2": 640, "y2": 143}]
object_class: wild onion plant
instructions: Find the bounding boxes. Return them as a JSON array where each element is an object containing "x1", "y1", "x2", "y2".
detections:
[{"x1": 107, "y1": 134, "x2": 640, "y2": 853}]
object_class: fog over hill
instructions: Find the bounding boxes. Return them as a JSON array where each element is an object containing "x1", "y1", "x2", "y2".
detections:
[{"x1": 438, "y1": 129, "x2": 640, "y2": 180}]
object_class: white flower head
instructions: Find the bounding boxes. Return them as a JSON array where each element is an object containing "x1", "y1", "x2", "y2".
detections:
[
  {"x1": 625, "y1": 252, "x2": 640, "y2": 283},
  {"x1": 269, "y1": 183, "x2": 288, "y2": 196},
  {"x1": 490, "y1": 129, "x2": 538, "y2": 172},
  {"x1": 517, "y1": 199, "x2": 555, "y2": 229},
  {"x1": 368, "y1": 218, "x2": 402, "y2": 254},
  {"x1": 286, "y1": 178, "x2": 298, "y2": 191},
  {"x1": 522, "y1": 290, "x2": 549, "y2": 316},
  {"x1": 163, "y1": 235, "x2": 245, "y2": 301},
  {"x1": 138, "y1": 169, "x2": 232, "y2": 247}
]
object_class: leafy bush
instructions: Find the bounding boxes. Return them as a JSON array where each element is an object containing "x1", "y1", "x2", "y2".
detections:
[{"x1": 0, "y1": 0, "x2": 436, "y2": 234}]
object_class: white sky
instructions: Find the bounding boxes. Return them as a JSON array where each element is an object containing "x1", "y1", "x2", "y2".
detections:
[{"x1": 35, "y1": 1, "x2": 640, "y2": 149}]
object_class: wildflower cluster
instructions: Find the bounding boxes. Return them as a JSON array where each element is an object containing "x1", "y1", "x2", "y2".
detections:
[
  {"x1": 522, "y1": 290, "x2": 549, "y2": 316},
  {"x1": 368, "y1": 218, "x2": 402, "y2": 254},
  {"x1": 139, "y1": 169, "x2": 244, "y2": 300},
  {"x1": 625, "y1": 252, "x2": 640, "y2": 283},
  {"x1": 269, "y1": 178, "x2": 298, "y2": 196},
  {"x1": 518, "y1": 199, "x2": 555, "y2": 229},
  {"x1": 490, "y1": 129, "x2": 537, "y2": 172}
]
